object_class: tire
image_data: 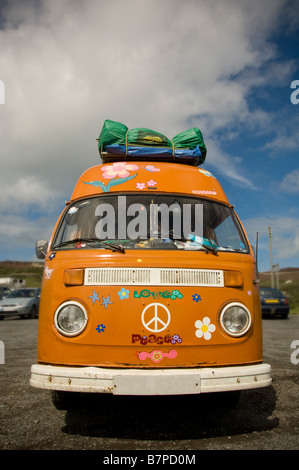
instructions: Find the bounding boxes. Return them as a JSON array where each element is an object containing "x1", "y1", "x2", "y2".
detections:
[
  {"x1": 216, "y1": 390, "x2": 241, "y2": 407},
  {"x1": 51, "y1": 390, "x2": 81, "y2": 410},
  {"x1": 29, "y1": 305, "x2": 37, "y2": 319}
]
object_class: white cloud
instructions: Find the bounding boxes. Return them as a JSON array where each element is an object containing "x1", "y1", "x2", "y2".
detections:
[
  {"x1": 0, "y1": 213, "x2": 55, "y2": 250},
  {"x1": 204, "y1": 140, "x2": 258, "y2": 189},
  {"x1": 281, "y1": 169, "x2": 299, "y2": 193},
  {"x1": 0, "y1": 0, "x2": 296, "y2": 259},
  {"x1": 0, "y1": 176, "x2": 60, "y2": 214}
]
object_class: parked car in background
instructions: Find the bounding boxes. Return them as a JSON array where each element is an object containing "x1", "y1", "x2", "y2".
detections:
[
  {"x1": 0, "y1": 286, "x2": 11, "y2": 300},
  {"x1": 0, "y1": 288, "x2": 41, "y2": 320},
  {"x1": 259, "y1": 287, "x2": 289, "y2": 318}
]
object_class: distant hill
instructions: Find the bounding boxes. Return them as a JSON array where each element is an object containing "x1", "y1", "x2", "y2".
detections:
[
  {"x1": 0, "y1": 261, "x2": 44, "y2": 288},
  {"x1": 259, "y1": 267, "x2": 299, "y2": 282},
  {"x1": 0, "y1": 261, "x2": 298, "y2": 313}
]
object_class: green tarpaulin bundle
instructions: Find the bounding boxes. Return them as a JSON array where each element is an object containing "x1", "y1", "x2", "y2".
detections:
[{"x1": 98, "y1": 119, "x2": 207, "y2": 163}]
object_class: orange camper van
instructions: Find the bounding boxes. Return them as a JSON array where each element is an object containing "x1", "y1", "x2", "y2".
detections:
[{"x1": 30, "y1": 145, "x2": 271, "y2": 409}]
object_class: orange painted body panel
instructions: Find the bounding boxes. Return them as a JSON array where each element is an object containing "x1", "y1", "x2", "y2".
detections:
[
  {"x1": 37, "y1": 162, "x2": 262, "y2": 370},
  {"x1": 70, "y1": 162, "x2": 229, "y2": 203}
]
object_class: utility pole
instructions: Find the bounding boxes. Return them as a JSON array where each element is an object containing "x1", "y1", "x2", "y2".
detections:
[
  {"x1": 268, "y1": 227, "x2": 274, "y2": 288},
  {"x1": 273, "y1": 263, "x2": 280, "y2": 289}
]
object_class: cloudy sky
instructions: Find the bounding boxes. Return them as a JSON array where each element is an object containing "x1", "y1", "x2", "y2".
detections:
[{"x1": 0, "y1": 0, "x2": 298, "y2": 271}]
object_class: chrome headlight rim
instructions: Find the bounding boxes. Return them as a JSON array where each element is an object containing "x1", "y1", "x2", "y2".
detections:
[
  {"x1": 219, "y1": 302, "x2": 251, "y2": 337},
  {"x1": 54, "y1": 300, "x2": 88, "y2": 337}
]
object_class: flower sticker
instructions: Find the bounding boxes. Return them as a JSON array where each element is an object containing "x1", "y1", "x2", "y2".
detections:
[
  {"x1": 170, "y1": 290, "x2": 184, "y2": 299},
  {"x1": 118, "y1": 288, "x2": 129, "y2": 300},
  {"x1": 101, "y1": 295, "x2": 113, "y2": 309},
  {"x1": 146, "y1": 165, "x2": 160, "y2": 172},
  {"x1": 192, "y1": 189, "x2": 217, "y2": 196},
  {"x1": 44, "y1": 266, "x2": 53, "y2": 279},
  {"x1": 101, "y1": 162, "x2": 139, "y2": 179},
  {"x1": 147, "y1": 179, "x2": 157, "y2": 187},
  {"x1": 84, "y1": 162, "x2": 139, "y2": 192},
  {"x1": 150, "y1": 351, "x2": 164, "y2": 363},
  {"x1": 195, "y1": 317, "x2": 216, "y2": 340},
  {"x1": 198, "y1": 169, "x2": 216, "y2": 178},
  {"x1": 136, "y1": 182, "x2": 146, "y2": 189},
  {"x1": 192, "y1": 294, "x2": 201, "y2": 302},
  {"x1": 171, "y1": 334, "x2": 182, "y2": 344},
  {"x1": 96, "y1": 324, "x2": 106, "y2": 333},
  {"x1": 88, "y1": 290, "x2": 100, "y2": 305},
  {"x1": 138, "y1": 349, "x2": 177, "y2": 363}
]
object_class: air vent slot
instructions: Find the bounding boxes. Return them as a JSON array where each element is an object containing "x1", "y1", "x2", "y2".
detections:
[{"x1": 84, "y1": 268, "x2": 224, "y2": 287}]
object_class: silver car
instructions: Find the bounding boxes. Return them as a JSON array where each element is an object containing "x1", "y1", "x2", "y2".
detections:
[{"x1": 0, "y1": 288, "x2": 41, "y2": 319}]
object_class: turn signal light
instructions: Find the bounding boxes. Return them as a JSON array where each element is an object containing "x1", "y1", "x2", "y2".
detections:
[
  {"x1": 224, "y1": 270, "x2": 243, "y2": 288},
  {"x1": 64, "y1": 268, "x2": 84, "y2": 286}
]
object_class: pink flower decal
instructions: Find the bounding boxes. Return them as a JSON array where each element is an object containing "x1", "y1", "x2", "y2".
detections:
[
  {"x1": 138, "y1": 349, "x2": 177, "y2": 363},
  {"x1": 84, "y1": 162, "x2": 139, "y2": 192},
  {"x1": 136, "y1": 182, "x2": 146, "y2": 189},
  {"x1": 101, "y1": 162, "x2": 139, "y2": 180},
  {"x1": 147, "y1": 179, "x2": 157, "y2": 187},
  {"x1": 192, "y1": 189, "x2": 217, "y2": 196},
  {"x1": 146, "y1": 165, "x2": 160, "y2": 172}
]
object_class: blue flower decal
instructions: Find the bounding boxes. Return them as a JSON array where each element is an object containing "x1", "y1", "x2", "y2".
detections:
[
  {"x1": 118, "y1": 288, "x2": 129, "y2": 300},
  {"x1": 101, "y1": 295, "x2": 113, "y2": 309},
  {"x1": 96, "y1": 324, "x2": 106, "y2": 333},
  {"x1": 192, "y1": 294, "x2": 201, "y2": 302},
  {"x1": 49, "y1": 252, "x2": 56, "y2": 260},
  {"x1": 88, "y1": 290, "x2": 100, "y2": 305}
]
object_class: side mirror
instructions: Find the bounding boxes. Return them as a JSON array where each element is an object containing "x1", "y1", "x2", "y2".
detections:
[{"x1": 36, "y1": 240, "x2": 49, "y2": 259}]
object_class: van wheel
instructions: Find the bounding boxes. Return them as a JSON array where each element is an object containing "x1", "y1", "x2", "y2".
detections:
[{"x1": 51, "y1": 390, "x2": 81, "y2": 410}]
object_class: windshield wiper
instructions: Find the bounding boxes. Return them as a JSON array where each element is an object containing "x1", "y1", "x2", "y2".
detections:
[
  {"x1": 201, "y1": 243, "x2": 218, "y2": 255},
  {"x1": 102, "y1": 241, "x2": 125, "y2": 254},
  {"x1": 54, "y1": 237, "x2": 101, "y2": 248},
  {"x1": 54, "y1": 238, "x2": 125, "y2": 253}
]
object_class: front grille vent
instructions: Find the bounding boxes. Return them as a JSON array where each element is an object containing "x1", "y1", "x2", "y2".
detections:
[{"x1": 84, "y1": 267, "x2": 224, "y2": 287}]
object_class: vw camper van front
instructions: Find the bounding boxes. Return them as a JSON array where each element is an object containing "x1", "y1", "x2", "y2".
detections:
[{"x1": 31, "y1": 158, "x2": 271, "y2": 408}]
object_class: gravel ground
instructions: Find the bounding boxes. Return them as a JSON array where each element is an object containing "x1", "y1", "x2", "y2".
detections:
[{"x1": 0, "y1": 315, "x2": 298, "y2": 452}]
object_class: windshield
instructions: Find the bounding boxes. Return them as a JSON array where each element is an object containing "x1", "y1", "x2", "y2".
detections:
[{"x1": 52, "y1": 194, "x2": 249, "y2": 253}]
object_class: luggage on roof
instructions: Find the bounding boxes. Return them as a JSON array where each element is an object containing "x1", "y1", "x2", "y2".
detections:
[{"x1": 98, "y1": 119, "x2": 207, "y2": 166}]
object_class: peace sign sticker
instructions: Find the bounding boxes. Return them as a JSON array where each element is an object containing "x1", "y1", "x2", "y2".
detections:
[{"x1": 141, "y1": 303, "x2": 171, "y2": 333}]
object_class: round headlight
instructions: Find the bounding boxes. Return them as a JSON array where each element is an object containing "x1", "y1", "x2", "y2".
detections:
[
  {"x1": 54, "y1": 301, "x2": 88, "y2": 337},
  {"x1": 220, "y1": 302, "x2": 251, "y2": 337}
]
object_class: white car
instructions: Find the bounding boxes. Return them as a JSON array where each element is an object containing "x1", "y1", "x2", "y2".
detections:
[{"x1": 0, "y1": 288, "x2": 41, "y2": 319}]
